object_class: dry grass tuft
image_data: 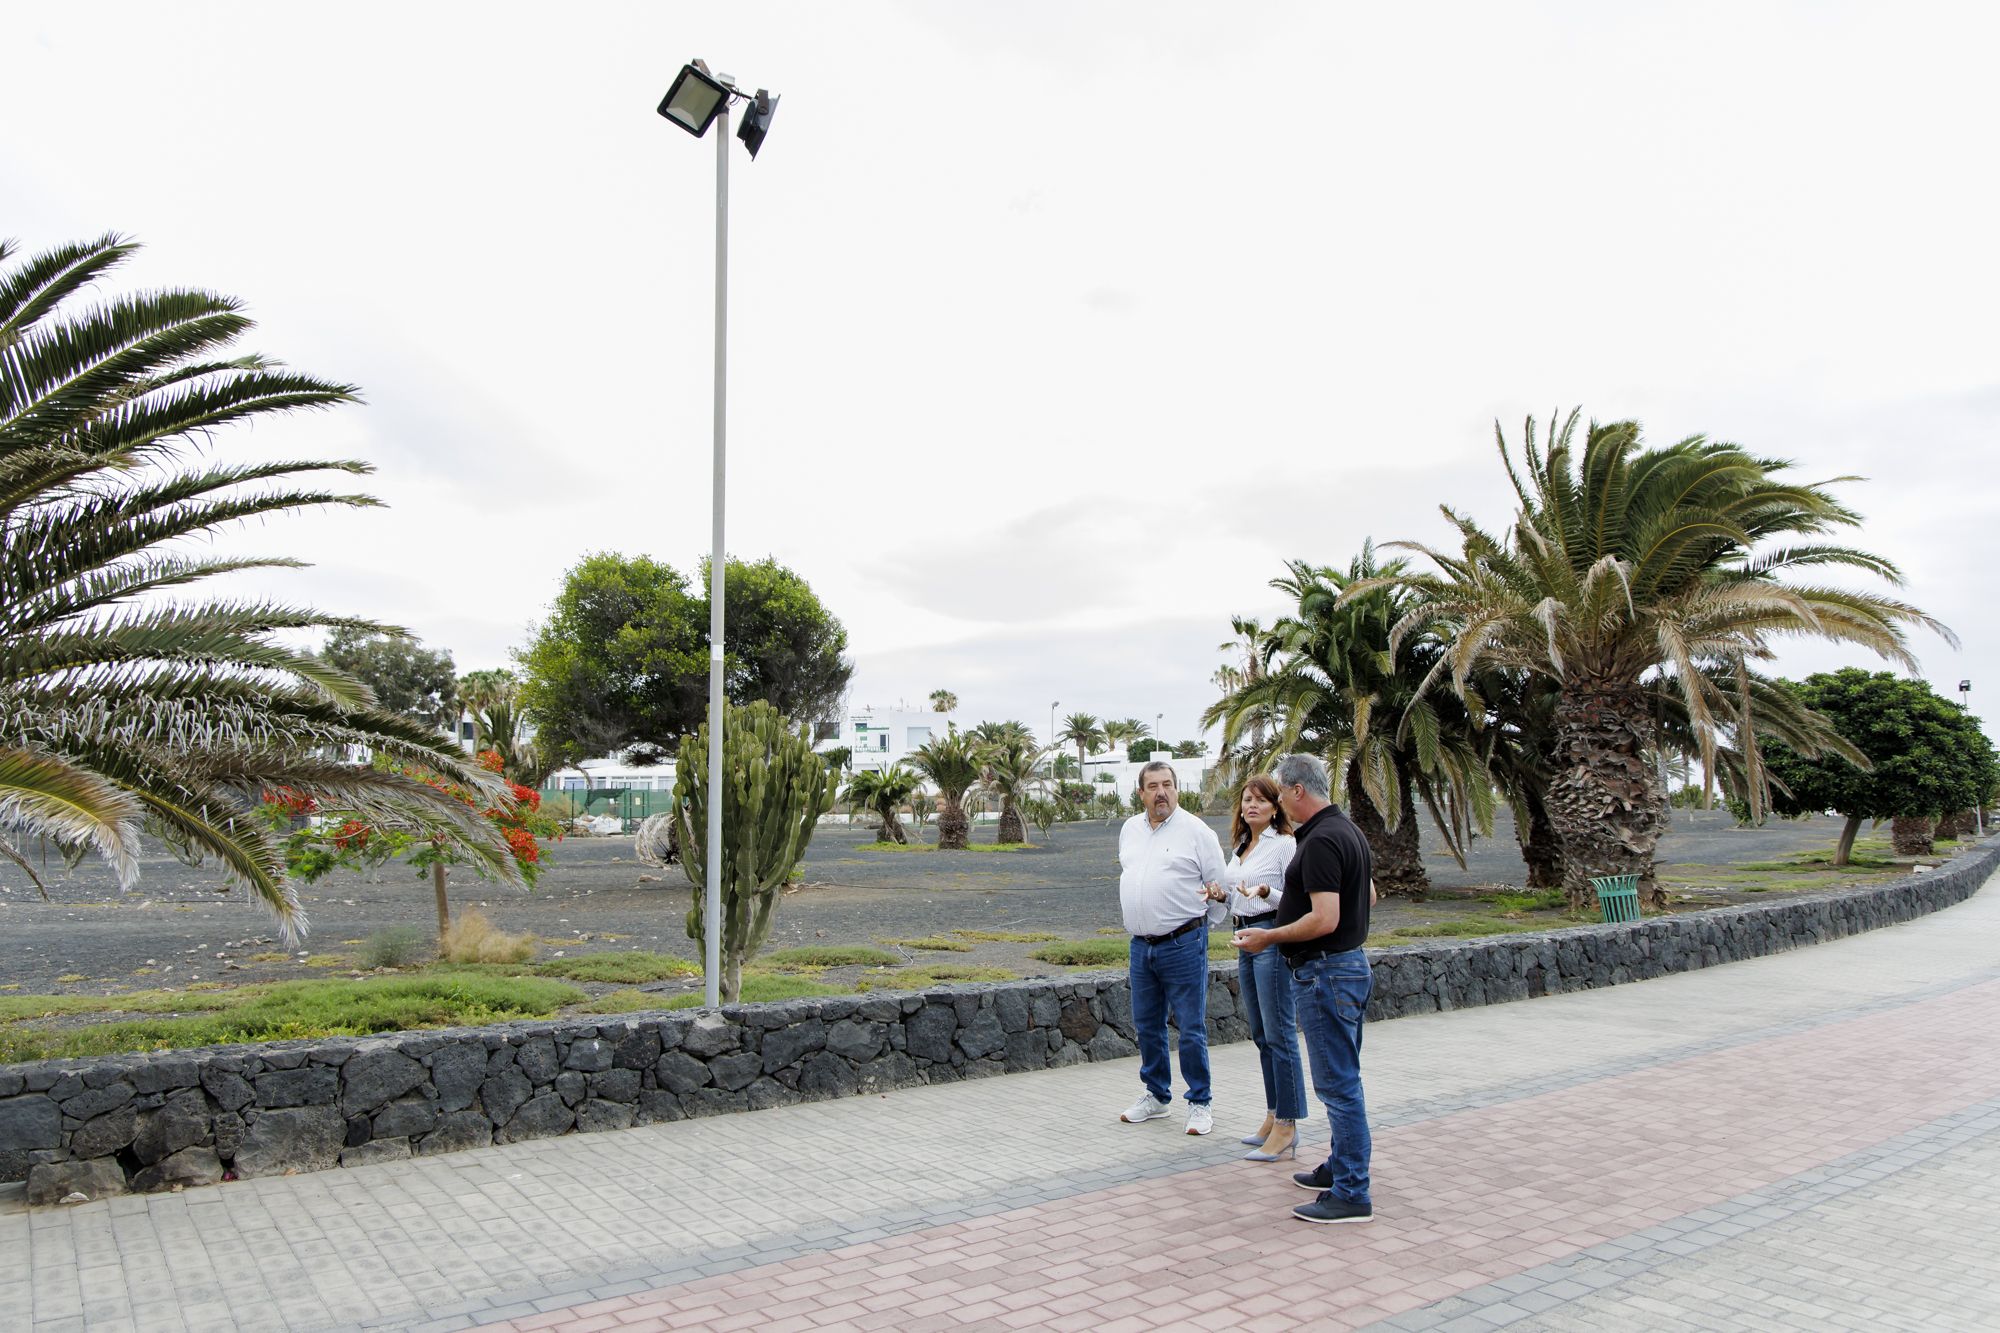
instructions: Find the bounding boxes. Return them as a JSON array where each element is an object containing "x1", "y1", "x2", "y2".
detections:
[{"x1": 439, "y1": 909, "x2": 535, "y2": 965}]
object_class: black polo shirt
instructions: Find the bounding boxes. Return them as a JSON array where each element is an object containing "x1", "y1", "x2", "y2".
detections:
[{"x1": 1275, "y1": 803, "x2": 1372, "y2": 962}]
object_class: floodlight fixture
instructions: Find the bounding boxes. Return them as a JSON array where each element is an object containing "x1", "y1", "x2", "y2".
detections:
[
  {"x1": 736, "y1": 89, "x2": 780, "y2": 159},
  {"x1": 657, "y1": 62, "x2": 731, "y2": 138}
]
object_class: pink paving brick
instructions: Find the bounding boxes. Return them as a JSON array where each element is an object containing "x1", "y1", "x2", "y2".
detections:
[{"x1": 483, "y1": 977, "x2": 2000, "y2": 1332}]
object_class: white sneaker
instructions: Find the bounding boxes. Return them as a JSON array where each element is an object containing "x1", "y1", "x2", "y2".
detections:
[
  {"x1": 1185, "y1": 1103, "x2": 1214, "y2": 1136},
  {"x1": 1120, "y1": 1093, "x2": 1170, "y2": 1123}
]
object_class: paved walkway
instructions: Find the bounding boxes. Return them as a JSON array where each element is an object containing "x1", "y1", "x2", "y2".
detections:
[{"x1": 7, "y1": 858, "x2": 1999, "y2": 1332}]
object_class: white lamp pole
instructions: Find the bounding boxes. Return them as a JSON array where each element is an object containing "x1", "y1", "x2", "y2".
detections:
[
  {"x1": 702, "y1": 96, "x2": 731, "y2": 1009},
  {"x1": 659, "y1": 60, "x2": 777, "y2": 1009}
]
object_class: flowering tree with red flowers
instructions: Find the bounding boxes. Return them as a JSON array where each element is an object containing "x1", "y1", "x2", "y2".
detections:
[{"x1": 259, "y1": 751, "x2": 561, "y2": 938}]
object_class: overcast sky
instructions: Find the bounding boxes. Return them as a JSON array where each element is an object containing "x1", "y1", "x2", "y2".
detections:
[{"x1": 6, "y1": 2, "x2": 1995, "y2": 748}]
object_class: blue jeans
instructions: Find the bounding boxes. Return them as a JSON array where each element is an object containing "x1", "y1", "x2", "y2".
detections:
[
  {"x1": 1238, "y1": 933, "x2": 1307, "y2": 1120},
  {"x1": 1293, "y1": 948, "x2": 1372, "y2": 1204},
  {"x1": 1129, "y1": 924, "x2": 1211, "y2": 1105}
]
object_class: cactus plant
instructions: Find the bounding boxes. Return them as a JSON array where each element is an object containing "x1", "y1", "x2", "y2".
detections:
[{"x1": 674, "y1": 701, "x2": 835, "y2": 1001}]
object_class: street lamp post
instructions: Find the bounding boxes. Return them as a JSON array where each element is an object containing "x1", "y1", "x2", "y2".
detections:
[
  {"x1": 657, "y1": 60, "x2": 780, "y2": 1009},
  {"x1": 1050, "y1": 702, "x2": 1060, "y2": 752},
  {"x1": 1960, "y1": 679, "x2": 1972, "y2": 710}
]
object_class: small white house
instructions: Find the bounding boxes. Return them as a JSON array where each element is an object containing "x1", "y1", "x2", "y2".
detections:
[{"x1": 818, "y1": 706, "x2": 958, "y2": 773}]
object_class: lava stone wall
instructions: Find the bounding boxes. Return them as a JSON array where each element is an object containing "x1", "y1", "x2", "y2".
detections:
[{"x1": 4, "y1": 841, "x2": 1993, "y2": 1205}]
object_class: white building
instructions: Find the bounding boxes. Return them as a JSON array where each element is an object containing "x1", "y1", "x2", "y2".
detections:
[{"x1": 817, "y1": 706, "x2": 958, "y2": 773}]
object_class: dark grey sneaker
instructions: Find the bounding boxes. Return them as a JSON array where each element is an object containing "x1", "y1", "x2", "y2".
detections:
[
  {"x1": 1293, "y1": 1192, "x2": 1373, "y2": 1225},
  {"x1": 1293, "y1": 1164, "x2": 1331, "y2": 1192}
]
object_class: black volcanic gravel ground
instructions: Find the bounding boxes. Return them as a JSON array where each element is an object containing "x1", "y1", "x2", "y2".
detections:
[{"x1": 0, "y1": 809, "x2": 1874, "y2": 996}]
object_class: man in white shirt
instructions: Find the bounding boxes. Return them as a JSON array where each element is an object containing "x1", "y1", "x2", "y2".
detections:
[{"x1": 1116, "y1": 761, "x2": 1228, "y2": 1135}]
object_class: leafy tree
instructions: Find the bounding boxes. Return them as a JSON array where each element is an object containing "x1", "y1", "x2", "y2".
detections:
[
  {"x1": 1057, "y1": 713, "x2": 1104, "y2": 782},
  {"x1": 267, "y1": 749, "x2": 560, "y2": 937},
  {"x1": 519, "y1": 552, "x2": 851, "y2": 764},
  {"x1": 1369, "y1": 412, "x2": 1948, "y2": 909},
  {"x1": 0, "y1": 234, "x2": 515, "y2": 935},
  {"x1": 928, "y1": 689, "x2": 957, "y2": 712},
  {"x1": 674, "y1": 700, "x2": 833, "y2": 1001},
  {"x1": 1763, "y1": 670, "x2": 1997, "y2": 864},
  {"x1": 718, "y1": 556, "x2": 852, "y2": 728},
  {"x1": 908, "y1": 729, "x2": 982, "y2": 850},
  {"x1": 1171, "y1": 739, "x2": 1209, "y2": 758},
  {"x1": 323, "y1": 627, "x2": 458, "y2": 730},
  {"x1": 844, "y1": 763, "x2": 918, "y2": 844}
]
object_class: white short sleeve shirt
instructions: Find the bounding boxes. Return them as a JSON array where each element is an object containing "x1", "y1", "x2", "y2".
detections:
[{"x1": 1118, "y1": 807, "x2": 1227, "y2": 937}]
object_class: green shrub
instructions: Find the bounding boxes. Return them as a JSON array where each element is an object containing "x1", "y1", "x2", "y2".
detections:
[
  {"x1": 858, "y1": 965, "x2": 1017, "y2": 990},
  {"x1": 1382, "y1": 917, "x2": 1543, "y2": 940},
  {"x1": 1481, "y1": 889, "x2": 1567, "y2": 914},
  {"x1": 1029, "y1": 938, "x2": 1127, "y2": 967},
  {"x1": 658, "y1": 974, "x2": 847, "y2": 1008},
  {"x1": 0, "y1": 974, "x2": 584, "y2": 1062},
  {"x1": 765, "y1": 946, "x2": 899, "y2": 968},
  {"x1": 358, "y1": 926, "x2": 432, "y2": 969},
  {"x1": 535, "y1": 951, "x2": 700, "y2": 984}
]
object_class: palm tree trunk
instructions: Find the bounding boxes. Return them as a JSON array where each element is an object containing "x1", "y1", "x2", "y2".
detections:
[
  {"x1": 998, "y1": 801, "x2": 1025, "y2": 844},
  {"x1": 1891, "y1": 814, "x2": 1934, "y2": 857},
  {"x1": 1518, "y1": 784, "x2": 1565, "y2": 889},
  {"x1": 1346, "y1": 757, "x2": 1428, "y2": 898},
  {"x1": 880, "y1": 808, "x2": 908, "y2": 844},
  {"x1": 1549, "y1": 682, "x2": 1670, "y2": 912},
  {"x1": 936, "y1": 798, "x2": 970, "y2": 851}
]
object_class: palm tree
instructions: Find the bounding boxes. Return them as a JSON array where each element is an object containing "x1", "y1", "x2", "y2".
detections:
[
  {"x1": 907, "y1": 730, "x2": 983, "y2": 850},
  {"x1": 1103, "y1": 717, "x2": 1150, "y2": 755},
  {"x1": 842, "y1": 763, "x2": 918, "y2": 844},
  {"x1": 928, "y1": 689, "x2": 957, "y2": 713},
  {"x1": 1057, "y1": 712, "x2": 1104, "y2": 784},
  {"x1": 1207, "y1": 546, "x2": 1493, "y2": 898},
  {"x1": 0, "y1": 235, "x2": 516, "y2": 937},
  {"x1": 1369, "y1": 411, "x2": 1947, "y2": 909},
  {"x1": 968, "y1": 719, "x2": 1035, "y2": 748},
  {"x1": 1217, "y1": 616, "x2": 1274, "y2": 752},
  {"x1": 979, "y1": 737, "x2": 1047, "y2": 844}
]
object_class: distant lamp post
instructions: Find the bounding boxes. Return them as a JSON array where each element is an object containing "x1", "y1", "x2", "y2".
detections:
[
  {"x1": 656, "y1": 58, "x2": 782, "y2": 1010},
  {"x1": 1961, "y1": 679, "x2": 1972, "y2": 710},
  {"x1": 1156, "y1": 712, "x2": 1164, "y2": 756},
  {"x1": 1050, "y1": 701, "x2": 1060, "y2": 751}
]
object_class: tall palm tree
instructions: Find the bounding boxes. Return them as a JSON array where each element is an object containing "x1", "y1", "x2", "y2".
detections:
[
  {"x1": 907, "y1": 729, "x2": 983, "y2": 850},
  {"x1": 1057, "y1": 712, "x2": 1104, "y2": 784},
  {"x1": 0, "y1": 235, "x2": 516, "y2": 937},
  {"x1": 1369, "y1": 412, "x2": 1947, "y2": 909},
  {"x1": 978, "y1": 737, "x2": 1047, "y2": 844},
  {"x1": 843, "y1": 763, "x2": 918, "y2": 844},
  {"x1": 1207, "y1": 546, "x2": 1493, "y2": 898},
  {"x1": 928, "y1": 688, "x2": 957, "y2": 713},
  {"x1": 1217, "y1": 616, "x2": 1274, "y2": 752}
]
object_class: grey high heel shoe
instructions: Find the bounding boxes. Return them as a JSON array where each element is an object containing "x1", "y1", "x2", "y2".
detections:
[
  {"x1": 1240, "y1": 1110, "x2": 1276, "y2": 1146},
  {"x1": 1244, "y1": 1120, "x2": 1298, "y2": 1162}
]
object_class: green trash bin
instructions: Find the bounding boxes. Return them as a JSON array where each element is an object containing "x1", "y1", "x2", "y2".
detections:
[{"x1": 1590, "y1": 873, "x2": 1641, "y2": 923}]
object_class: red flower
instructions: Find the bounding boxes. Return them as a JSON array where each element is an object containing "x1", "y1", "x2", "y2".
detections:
[{"x1": 332, "y1": 819, "x2": 373, "y2": 850}]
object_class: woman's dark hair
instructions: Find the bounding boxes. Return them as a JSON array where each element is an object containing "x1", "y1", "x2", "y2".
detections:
[{"x1": 1230, "y1": 774, "x2": 1292, "y2": 856}]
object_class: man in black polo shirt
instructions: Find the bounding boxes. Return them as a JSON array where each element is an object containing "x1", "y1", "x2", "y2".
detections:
[{"x1": 1231, "y1": 752, "x2": 1377, "y2": 1225}]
